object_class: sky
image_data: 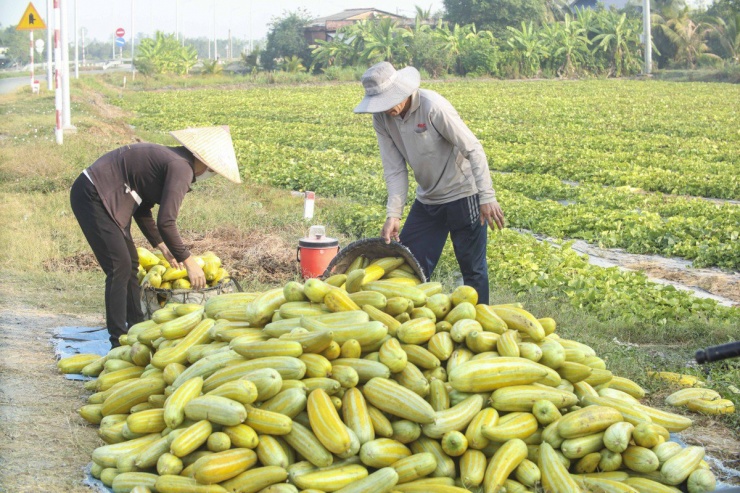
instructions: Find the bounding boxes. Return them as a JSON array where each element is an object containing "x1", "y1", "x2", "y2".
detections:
[{"x1": 1, "y1": 0, "x2": 445, "y2": 42}]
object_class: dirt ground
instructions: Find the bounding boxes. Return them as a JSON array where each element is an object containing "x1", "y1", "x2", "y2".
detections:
[
  {"x1": 43, "y1": 227, "x2": 300, "y2": 287},
  {"x1": 0, "y1": 303, "x2": 102, "y2": 493},
  {"x1": 625, "y1": 261, "x2": 740, "y2": 304}
]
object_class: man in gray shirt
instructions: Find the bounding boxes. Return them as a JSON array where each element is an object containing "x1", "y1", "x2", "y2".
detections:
[{"x1": 355, "y1": 62, "x2": 504, "y2": 304}]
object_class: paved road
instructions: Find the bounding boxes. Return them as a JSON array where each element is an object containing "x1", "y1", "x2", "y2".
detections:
[
  {"x1": 0, "y1": 67, "x2": 127, "y2": 95},
  {"x1": 0, "y1": 75, "x2": 48, "y2": 95}
]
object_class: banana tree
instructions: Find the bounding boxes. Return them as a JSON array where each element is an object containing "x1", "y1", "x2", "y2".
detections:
[
  {"x1": 360, "y1": 18, "x2": 413, "y2": 65},
  {"x1": 310, "y1": 38, "x2": 354, "y2": 71},
  {"x1": 433, "y1": 21, "x2": 476, "y2": 73},
  {"x1": 176, "y1": 45, "x2": 198, "y2": 75},
  {"x1": 507, "y1": 21, "x2": 546, "y2": 77},
  {"x1": 593, "y1": 12, "x2": 640, "y2": 76},
  {"x1": 337, "y1": 20, "x2": 372, "y2": 66},
  {"x1": 136, "y1": 32, "x2": 183, "y2": 75},
  {"x1": 537, "y1": 16, "x2": 589, "y2": 77}
]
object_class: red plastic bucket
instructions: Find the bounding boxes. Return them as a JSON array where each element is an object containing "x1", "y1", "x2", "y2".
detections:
[{"x1": 297, "y1": 227, "x2": 339, "y2": 279}]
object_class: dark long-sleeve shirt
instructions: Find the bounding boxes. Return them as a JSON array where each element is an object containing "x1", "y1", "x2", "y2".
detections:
[{"x1": 85, "y1": 143, "x2": 195, "y2": 262}]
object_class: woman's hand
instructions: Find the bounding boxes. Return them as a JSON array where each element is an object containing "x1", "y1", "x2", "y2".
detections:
[
  {"x1": 183, "y1": 256, "x2": 206, "y2": 290},
  {"x1": 157, "y1": 242, "x2": 181, "y2": 269},
  {"x1": 381, "y1": 217, "x2": 401, "y2": 244}
]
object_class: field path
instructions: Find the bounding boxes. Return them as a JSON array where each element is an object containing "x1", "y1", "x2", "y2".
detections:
[{"x1": 0, "y1": 301, "x2": 101, "y2": 493}]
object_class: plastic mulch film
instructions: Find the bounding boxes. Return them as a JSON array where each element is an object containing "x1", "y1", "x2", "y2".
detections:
[
  {"x1": 82, "y1": 463, "x2": 112, "y2": 493},
  {"x1": 671, "y1": 433, "x2": 740, "y2": 490},
  {"x1": 52, "y1": 326, "x2": 111, "y2": 381}
]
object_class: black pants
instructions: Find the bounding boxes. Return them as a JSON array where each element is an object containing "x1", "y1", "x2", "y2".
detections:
[
  {"x1": 400, "y1": 196, "x2": 490, "y2": 304},
  {"x1": 70, "y1": 174, "x2": 143, "y2": 347}
]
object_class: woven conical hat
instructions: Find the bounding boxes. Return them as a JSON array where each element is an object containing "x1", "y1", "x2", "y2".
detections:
[{"x1": 170, "y1": 126, "x2": 241, "y2": 183}]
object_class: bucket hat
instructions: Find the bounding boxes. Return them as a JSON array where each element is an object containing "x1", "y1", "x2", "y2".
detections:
[
  {"x1": 354, "y1": 62, "x2": 420, "y2": 114},
  {"x1": 170, "y1": 126, "x2": 241, "y2": 183}
]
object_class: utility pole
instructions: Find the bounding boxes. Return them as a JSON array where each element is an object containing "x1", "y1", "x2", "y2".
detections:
[
  {"x1": 47, "y1": 0, "x2": 53, "y2": 90},
  {"x1": 81, "y1": 27, "x2": 86, "y2": 66},
  {"x1": 53, "y1": 0, "x2": 63, "y2": 143},
  {"x1": 213, "y1": 0, "x2": 217, "y2": 60},
  {"x1": 74, "y1": 0, "x2": 78, "y2": 79},
  {"x1": 131, "y1": 0, "x2": 135, "y2": 79},
  {"x1": 175, "y1": 0, "x2": 178, "y2": 42},
  {"x1": 643, "y1": 0, "x2": 652, "y2": 74},
  {"x1": 60, "y1": 0, "x2": 73, "y2": 129},
  {"x1": 228, "y1": 29, "x2": 232, "y2": 60}
]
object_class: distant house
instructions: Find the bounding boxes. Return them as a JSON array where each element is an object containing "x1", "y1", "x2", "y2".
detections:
[
  {"x1": 570, "y1": 0, "x2": 640, "y2": 10},
  {"x1": 305, "y1": 8, "x2": 413, "y2": 44}
]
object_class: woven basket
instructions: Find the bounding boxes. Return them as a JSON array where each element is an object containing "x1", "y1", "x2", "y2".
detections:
[
  {"x1": 322, "y1": 237, "x2": 426, "y2": 282},
  {"x1": 140, "y1": 278, "x2": 241, "y2": 320}
]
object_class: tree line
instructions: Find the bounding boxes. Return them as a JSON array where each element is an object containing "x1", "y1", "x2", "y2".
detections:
[
  {"x1": 5, "y1": 0, "x2": 733, "y2": 78},
  {"x1": 266, "y1": 0, "x2": 738, "y2": 78}
]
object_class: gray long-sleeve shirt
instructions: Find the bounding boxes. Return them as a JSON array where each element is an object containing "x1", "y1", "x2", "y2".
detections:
[{"x1": 372, "y1": 88, "x2": 496, "y2": 219}]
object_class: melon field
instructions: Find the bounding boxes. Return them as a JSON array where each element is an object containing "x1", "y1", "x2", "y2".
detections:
[
  {"x1": 121, "y1": 79, "x2": 740, "y2": 326},
  {"x1": 0, "y1": 75, "x2": 738, "y2": 492}
]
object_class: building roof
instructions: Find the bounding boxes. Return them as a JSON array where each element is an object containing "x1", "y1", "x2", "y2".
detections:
[{"x1": 309, "y1": 8, "x2": 408, "y2": 26}]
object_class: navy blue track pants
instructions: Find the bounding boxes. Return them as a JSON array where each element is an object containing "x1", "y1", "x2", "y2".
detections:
[
  {"x1": 399, "y1": 195, "x2": 490, "y2": 304},
  {"x1": 70, "y1": 175, "x2": 144, "y2": 347}
]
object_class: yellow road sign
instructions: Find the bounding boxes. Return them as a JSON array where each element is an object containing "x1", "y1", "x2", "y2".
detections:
[{"x1": 16, "y1": 3, "x2": 46, "y2": 31}]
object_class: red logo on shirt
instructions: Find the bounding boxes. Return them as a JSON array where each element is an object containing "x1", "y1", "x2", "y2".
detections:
[{"x1": 417, "y1": 123, "x2": 427, "y2": 129}]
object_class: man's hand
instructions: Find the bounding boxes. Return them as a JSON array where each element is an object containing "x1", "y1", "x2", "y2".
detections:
[
  {"x1": 480, "y1": 200, "x2": 505, "y2": 230},
  {"x1": 157, "y1": 242, "x2": 181, "y2": 269},
  {"x1": 183, "y1": 256, "x2": 206, "y2": 290},
  {"x1": 381, "y1": 217, "x2": 401, "y2": 244}
]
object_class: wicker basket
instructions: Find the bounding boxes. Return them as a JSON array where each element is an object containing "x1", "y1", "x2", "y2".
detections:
[
  {"x1": 139, "y1": 278, "x2": 242, "y2": 320},
  {"x1": 322, "y1": 237, "x2": 426, "y2": 282}
]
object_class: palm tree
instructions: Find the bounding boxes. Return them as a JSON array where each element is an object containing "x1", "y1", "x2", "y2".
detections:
[
  {"x1": 704, "y1": 13, "x2": 739, "y2": 63},
  {"x1": 653, "y1": 12, "x2": 719, "y2": 68},
  {"x1": 652, "y1": 0, "x2": 688, "y2": 22},
  {"x1": 200, "y1": 59, "x2": 223, "y2": 75},
  {"x1": 281, "y1": 55, "x2": 306, "y2": 72},
  {"x1": 544, "y1": 0, "x2": 573, "y2": 23},
  {"x1": 414, "y1": 5, "x2": 434, "y2": 32},
  {"x1": 415, "y1": 5, "x2": 433, "y2": 22}
]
